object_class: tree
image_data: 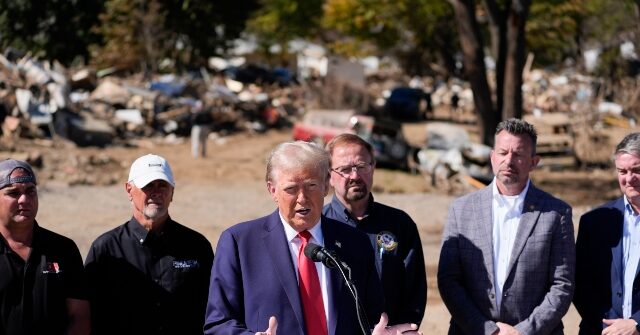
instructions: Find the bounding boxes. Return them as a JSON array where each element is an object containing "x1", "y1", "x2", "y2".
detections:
[
  {"x1": 245, "y1": 0, "x2": 324, "y2": 60},
  {"x1": 0, "y1": 0, "x2": 102, "y2": 65},
  {"x1": 91, "y1": 0, "x2": 259, "y2": 72},
  {"x1": 90, "y1": 0, "x2": 151, "y2": 72},
  {"x1": 162, "y1": 0, "x2": 259, "y2": 68},
  {"x1": 526, "y1": 0, "x2": 585, "y2": 66},
  {"x1": 447, "y1": 0, "x2": 532, "y2": 146},
  {"x1": 322, "y1": 0, "x2": 457, "y2": 76}
]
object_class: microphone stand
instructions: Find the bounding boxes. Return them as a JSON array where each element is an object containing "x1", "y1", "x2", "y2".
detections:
[{"x1": 322, "y1": 250, "x2": 372, "y2": 335}]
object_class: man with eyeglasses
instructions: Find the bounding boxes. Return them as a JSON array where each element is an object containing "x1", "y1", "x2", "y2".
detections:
[
  {"x1": 204, "y1": 141, "x2": 422, "y2": 335},
  {"x1": 323, "y1": 133, "x2": 427, "y2": 326}
]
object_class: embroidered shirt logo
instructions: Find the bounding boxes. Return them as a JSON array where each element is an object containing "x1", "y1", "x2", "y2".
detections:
[
  {"x1": 43, "y1": 262, "x2": 61, "y2": 274},
  {"x1": 172, "y1": 260, "x2": 199, "y2": 269}
]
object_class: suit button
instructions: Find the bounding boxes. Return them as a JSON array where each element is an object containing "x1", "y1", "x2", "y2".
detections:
[
  {"x1": 618, "y1": 291, "x2": 623, "y2": 297},
  {"x1": 489, "y1": 293, "x2": 495, "y2": 299}
]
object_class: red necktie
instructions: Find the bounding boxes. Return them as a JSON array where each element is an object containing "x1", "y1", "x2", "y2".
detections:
[{"x1": 298, "y1": 230, "x2": 328, "y2": 335}]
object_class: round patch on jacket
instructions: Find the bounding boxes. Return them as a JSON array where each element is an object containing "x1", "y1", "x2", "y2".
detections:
[{"x1": 376, "y1": 231, "x2": 398, "y2": 252}]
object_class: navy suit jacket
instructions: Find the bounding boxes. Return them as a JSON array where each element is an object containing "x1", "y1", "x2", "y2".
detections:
[
  {"x1": 574, "y1": 197, "x2": 640, "y2": 335},
  {"x1": 204, "y1": 211, "x2": 384, "y2": 335}
]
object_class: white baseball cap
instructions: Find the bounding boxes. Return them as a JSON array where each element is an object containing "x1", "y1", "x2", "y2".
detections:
[{"x1": 128, "y1": 154, "x2": 175, "y2": 188}]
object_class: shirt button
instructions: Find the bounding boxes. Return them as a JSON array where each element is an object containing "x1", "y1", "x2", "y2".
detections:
[{"x1": 139, "y1": 238, "x2": 144, "y2": 243}]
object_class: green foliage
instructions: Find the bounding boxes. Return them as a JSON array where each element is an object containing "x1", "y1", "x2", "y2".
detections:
[
  {"x1": 246, "y1": 0, "x2": 324, "y2": 52},
  {"x1": 0, "y1": 0, "x2": 102, "y2": 65},
  {"x1": 583, "y1": 0, "x2": 636, "y2": 42},
  {"x1": 321, "y1": 0, "x2": 455, "y2": 74},
  {"x1": 92, "y1": 0, "x2": 259, "y2": 72},
  {"x1": 90, "y1": 0, "x2": 147, "y2": 71},
  {"x1": 527, "y1": 0, "x2": 585, "y2": 66}
]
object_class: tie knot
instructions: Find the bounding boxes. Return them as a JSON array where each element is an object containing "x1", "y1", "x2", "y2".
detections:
[{"x1": 299, "y1": 230, "x2": 312, "y2": 242}]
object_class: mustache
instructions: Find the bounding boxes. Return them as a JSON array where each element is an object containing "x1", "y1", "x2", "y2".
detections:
[{"x1": 347, "y1": 180, "x2": 364, "y2": 187}]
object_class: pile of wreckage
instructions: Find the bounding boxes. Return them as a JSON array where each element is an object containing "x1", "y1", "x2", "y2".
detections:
[
  {"x1": 0, "y1": 52, "x2": 304, "y2": 148},
  {"x1": 2, "y1": 48, "x2": 639, "y2": 190},
  {"x1": 389, "y1": 68, "x2": 640, "y2": 193}
]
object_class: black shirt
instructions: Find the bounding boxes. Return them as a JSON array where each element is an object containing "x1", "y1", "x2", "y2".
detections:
[
  {"x1": 0, "y1": 223, "x2": 88, "y2": 335},
  {"x1": 323, "y1": 195, "x2": 427, "y2": 325},
  {"x1": 85, "y1": 217, "x2": 214, "y2": 335}
]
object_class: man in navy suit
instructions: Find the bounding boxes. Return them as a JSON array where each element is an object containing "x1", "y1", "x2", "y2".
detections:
[
  {"x1": 575, "y1": 132, "x2": 640, "y2": 335},
  {"x1": 204, "y1": 141, "x2": 421, "y2": 335}
]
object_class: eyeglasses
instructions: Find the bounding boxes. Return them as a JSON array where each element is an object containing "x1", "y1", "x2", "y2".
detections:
[{"x1": 331, "y1": 162, "x2": 373, "y2": 177}]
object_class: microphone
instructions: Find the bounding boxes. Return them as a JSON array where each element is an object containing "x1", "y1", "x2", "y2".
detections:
[
  {"x1": 303, "y1": 243, "x2": 339, "y2": 268},
  {"x1": 303, "y1": 242, "x2": 370, "y2": 335}
]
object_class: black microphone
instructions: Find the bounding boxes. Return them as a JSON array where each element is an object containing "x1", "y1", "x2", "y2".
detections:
[
  {"x1": 303, "y1": 243, "x2": 338, "y2": 268},
  {"x1": 303, "y1": 242, "x2": 370, "y2": 335}
]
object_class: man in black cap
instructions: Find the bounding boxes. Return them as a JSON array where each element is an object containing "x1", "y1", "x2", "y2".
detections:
[{"x1": 0, "y1": 159, "x2": 90, "y2": 335}]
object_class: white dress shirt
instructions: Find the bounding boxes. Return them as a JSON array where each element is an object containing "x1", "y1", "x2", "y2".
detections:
[
  {"x1": 280, "y1": 213, "x2": 331, "y2": 323},
  {"x1": 492, "y1": 179, "x2": 530, "y2": 311},
  {"x1": 622, "y1": 197, "x2": 640, "y2": 318}
]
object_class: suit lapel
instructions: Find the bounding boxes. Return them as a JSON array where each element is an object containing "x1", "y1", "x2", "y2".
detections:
[
  {"x1": 262, "y1": 210, "x2": 306, "y2": 333},
  {"x1": 506, "y1": 185, "x2": 542, "y2": 277},
  {"x1": 611, "y1": 199, "x2": 625, "y2": 287},
  {"x1": 321, "y1": 217, "x2": 344, "y2": 335},
  {"x1": 477, "y1": 187, "x2": 496, "y2": 287}
]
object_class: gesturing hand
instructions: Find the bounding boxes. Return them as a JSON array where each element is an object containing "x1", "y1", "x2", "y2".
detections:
[
  {"x1": 255, "y1": 316, "x2": 278, "y2": 335},
  {"x1": 372, "y1": 313, "x2": 423, "y2": 335}
]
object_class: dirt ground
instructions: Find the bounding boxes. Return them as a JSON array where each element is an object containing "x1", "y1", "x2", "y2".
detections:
[{"x1": 18, "y1": 128, "x2": 620, "y2": 334}]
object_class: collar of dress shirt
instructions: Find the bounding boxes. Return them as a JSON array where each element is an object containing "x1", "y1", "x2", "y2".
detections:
[
  {"x1": 624, "y1": 196, "x2": 640, "y2": 217},
  {"x1": 491, "y1": 178, "x2": 530, "y2": 213},
  {"x1": 279, "y1": 213, "x2": 324, "y2": 246}
]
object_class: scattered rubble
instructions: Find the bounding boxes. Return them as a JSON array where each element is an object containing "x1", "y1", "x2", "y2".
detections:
[{"x1": 2, "y1": 49, "x2": 640, "y2": 191}]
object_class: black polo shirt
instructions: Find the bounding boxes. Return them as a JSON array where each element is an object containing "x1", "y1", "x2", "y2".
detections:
[
  {"x1": 0, "y1": 223, "x2": 87, "y2": 335},
  {"x1": 85, "y1": 217, "x2": 213, "y2": 335},
  {"x1": 323, "y1": 195, "x2": 427, "y2": 325}
]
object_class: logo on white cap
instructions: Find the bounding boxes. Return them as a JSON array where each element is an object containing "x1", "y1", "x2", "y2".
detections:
[{"x1": 128, "y1": 154, "x2": 175, "y2": 188}]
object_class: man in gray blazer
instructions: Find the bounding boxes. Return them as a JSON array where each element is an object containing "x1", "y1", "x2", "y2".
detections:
[{"x1": 438, "y1": 118, "x2": 575, "y2": 335}]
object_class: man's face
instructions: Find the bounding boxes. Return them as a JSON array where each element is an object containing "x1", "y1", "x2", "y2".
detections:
[
  {"x1": 615, "y1": 152, "x2": 640, "y2": 205},
  {"x1": 490, "y1": 131, "x2": 539, "y2": 195},
  {"x1": 0, "y1": 169, "x2": 38, "y2": 227},
  {"x1": 329, "y1": 143, "x2": 374, "y2": 203},
  {"x1": 268, "y1": 166, "x2": 329, "y2": 232},
  {"x1": 126, "y1": 179, "x2": 174, "y2": 221}
]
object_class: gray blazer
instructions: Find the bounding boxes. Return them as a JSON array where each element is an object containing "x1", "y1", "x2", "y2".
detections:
[{"x1": 438, "y1": 183, "x2": 575, "y2": 335}]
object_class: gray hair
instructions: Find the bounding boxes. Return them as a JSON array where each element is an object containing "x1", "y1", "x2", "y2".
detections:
[
  {"x1": 495, "y1": 118, "x2": 538, "y2": 155},
  {"x1": 265, "y1": 141, "x2": 330, "y2": 183},
  {"x1": 615, "y1": 132, "x2": 640, "y2": 157}
]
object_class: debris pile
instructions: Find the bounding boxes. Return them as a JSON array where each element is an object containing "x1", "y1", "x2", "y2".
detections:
[{"x1": 0, "y1": 53, "x2": 304, "y2": 149}]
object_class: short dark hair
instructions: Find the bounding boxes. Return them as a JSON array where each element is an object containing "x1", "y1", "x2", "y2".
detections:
[
  {"x1": 495, "y1": 118, "x2": 538, "y2": 155},
  {"x1": 325, "y1": 133, "x2": 375, "y2": 166},
  {"x1": 615, "y1": 132, "x2": 640, "y2": 157}
]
